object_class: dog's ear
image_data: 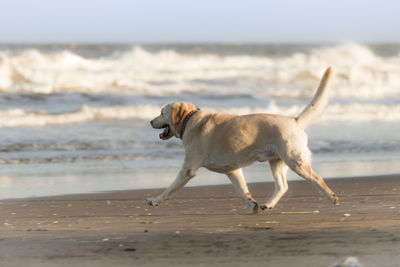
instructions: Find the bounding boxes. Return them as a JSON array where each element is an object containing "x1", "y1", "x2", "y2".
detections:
[{"x1": 172, "y1": 102, "x2": 197, "y2": 125}]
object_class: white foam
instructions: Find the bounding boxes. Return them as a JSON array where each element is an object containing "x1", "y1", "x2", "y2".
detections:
[
  {"x1": 1, "y1": 44, "x2": 399, "y2": 98},
  {"x1": 0, "y1": 105, "x2": 157, "y2": 127},
  {"x1": 0, "y1": 102, "x2": 399, "y2": 127}
]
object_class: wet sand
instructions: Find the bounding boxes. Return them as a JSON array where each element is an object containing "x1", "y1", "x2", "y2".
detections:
[{"x1": 1, "y1": 175, "x2": 400, "y2": 266}]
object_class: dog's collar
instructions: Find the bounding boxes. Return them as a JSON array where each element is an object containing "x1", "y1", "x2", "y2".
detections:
[{"x1": 180, "y1": 109, "x2": 199, "y2": 139}]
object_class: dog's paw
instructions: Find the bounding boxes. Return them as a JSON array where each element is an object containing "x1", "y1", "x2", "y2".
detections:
[
  {"x1": 332, "y1": 194, "x2": 340, "y2": 206},
  {"x1": 146, "y1": 198, "x2": 160, "y2": 206},
  {"x1": 260, "y1": 204, "x2": 274, "y2": 211},
  {"x1": 249, "y1": 201, "x2": 259, "y2": 215}
]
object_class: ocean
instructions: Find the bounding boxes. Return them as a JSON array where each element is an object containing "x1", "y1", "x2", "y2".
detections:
[{"x1": 1, "y1": 43, "x2": 400, "y2": 199}]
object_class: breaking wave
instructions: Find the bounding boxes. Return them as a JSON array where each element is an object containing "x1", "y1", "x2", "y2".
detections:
[{"x1": 0, "y1": 43, "x2": 399, "y2": 99}]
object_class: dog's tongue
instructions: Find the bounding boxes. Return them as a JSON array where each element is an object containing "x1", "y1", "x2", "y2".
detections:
[{"x1": 159, "y1": 126, "x2": 170, "y2": 140}]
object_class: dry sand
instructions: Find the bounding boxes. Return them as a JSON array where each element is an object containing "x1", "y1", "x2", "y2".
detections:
[{"x1": 1, "y1": 175, "x2": 400, "y2": 266}]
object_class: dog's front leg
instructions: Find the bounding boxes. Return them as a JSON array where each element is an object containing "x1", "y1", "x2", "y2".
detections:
[
  {"x1": 146, "y1": 168, "x2": 197, "y2": 206},
  {"x1": 227, "y1": 169, "x2": 259, "y2": 214}
]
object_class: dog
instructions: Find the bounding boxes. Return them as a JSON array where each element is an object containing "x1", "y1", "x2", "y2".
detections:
[{"x1": 147, "y1": 67, "x2": 339, "y2": 214}]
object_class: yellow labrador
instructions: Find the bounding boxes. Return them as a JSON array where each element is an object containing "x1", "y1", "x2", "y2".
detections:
[{"x1": 148, "y1": 67, "x2": 339, "y2": 214}]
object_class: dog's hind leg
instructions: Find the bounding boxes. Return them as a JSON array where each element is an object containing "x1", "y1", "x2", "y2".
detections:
[
  {"x1": 227, "y1": 169, "x2": 259, "y2": 214},
  {"x1": 260, "y1": 159, "x2": 289, "y2": 211},
  {"x1": 289, "y1": 162, "x2": 339, "y2": 205}
]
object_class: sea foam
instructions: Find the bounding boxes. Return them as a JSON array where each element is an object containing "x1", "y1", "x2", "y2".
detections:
[{"x1": 0, "y1": 43, "x2": 399, "y2": 99}]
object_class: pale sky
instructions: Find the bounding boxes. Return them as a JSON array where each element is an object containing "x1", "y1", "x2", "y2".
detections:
[{"x1": 0, "y1": 0, "x2": 399, "y2": 43}]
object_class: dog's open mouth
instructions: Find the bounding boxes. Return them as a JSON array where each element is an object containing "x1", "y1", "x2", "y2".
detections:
[{"x1": 159, "y1": 125, "x2": 170, "y2": 140}]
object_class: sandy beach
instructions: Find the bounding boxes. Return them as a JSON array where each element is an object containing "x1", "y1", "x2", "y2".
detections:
[{"x1": 1, "y1": 174, "x2": 400, "y2": 267}]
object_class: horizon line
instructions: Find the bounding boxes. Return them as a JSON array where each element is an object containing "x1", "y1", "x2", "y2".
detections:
[{"x1": 1, "y1": 41, "x2": 400, "y2": 46}]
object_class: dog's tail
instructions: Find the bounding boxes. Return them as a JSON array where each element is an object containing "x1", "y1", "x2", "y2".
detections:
[{"x1": 296, "y1": 67, "x2": 333, "y2": 129}]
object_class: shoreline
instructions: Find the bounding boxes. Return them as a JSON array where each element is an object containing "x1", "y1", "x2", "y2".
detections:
[
  {"x1": 1, "y1": 174, "x2": 400, "y2": 266},
  {"x1": 2, "y1": 172, "x2": 400, "y2": 202}
]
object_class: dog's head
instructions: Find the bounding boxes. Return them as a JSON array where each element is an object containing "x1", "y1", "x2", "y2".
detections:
[{"x1": 150, "y1": 102, "x2": 199, "y2": 140}]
